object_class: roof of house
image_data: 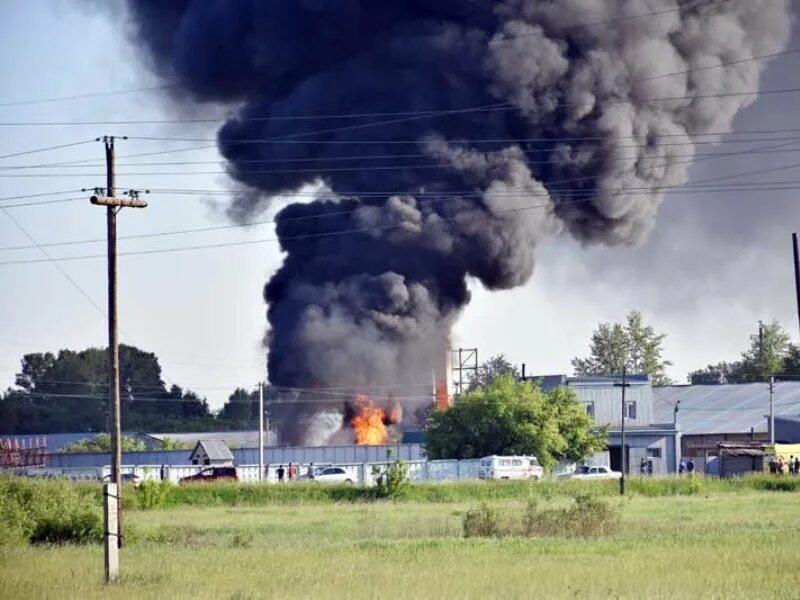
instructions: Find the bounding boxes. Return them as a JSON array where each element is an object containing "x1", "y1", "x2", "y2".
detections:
[
  {"x1": 192, "y1": 440, "x2": 234, "y2": 461},
  {"x1": 523, "y1": 373, "x2": 651, "y2": 392},
  {"x1": 653, "y1": 383, "x2": 800, "y2": 435},
  {"x1": 145, "y1": 430, "x2": 275, "y2": 448}
]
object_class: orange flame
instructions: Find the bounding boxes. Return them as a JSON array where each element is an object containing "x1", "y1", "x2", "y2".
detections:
[{"x1": 350, "y1": 394, "x2": 401, "y2": 445}]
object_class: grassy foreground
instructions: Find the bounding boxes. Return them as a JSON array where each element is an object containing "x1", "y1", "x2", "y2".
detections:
[{"x1": 2, "y1": 478, "x2": 800, "y2": 599}]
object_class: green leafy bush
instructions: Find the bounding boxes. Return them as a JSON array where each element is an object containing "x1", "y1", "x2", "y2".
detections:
[
  {"x1": 135, "y1": 480, "x2": 171, "y2": 510},
  {"x1": 463, "y1": 503, "x2": 501, "y2": 538},
  {"x1": 464, "y1": 494, "x2": 619, "y2": 539},
  {"x1": 29, "y1": 506, "x2": 102, "y2": 545},
  {"x1": 376, "y1": 459, "x2": 410, "y2": 499},
  {"x1": 0, "y1": 476, "x2": 102, "y2": 546}
]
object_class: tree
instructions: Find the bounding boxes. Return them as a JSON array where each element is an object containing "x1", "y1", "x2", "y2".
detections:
[
  {"x1": 217, "y1": 388, "x2": 258, "y2": 427},
  {"x1": 740, "y1": 320, "x2": 790, "y2": 380},
  {"x1": 158, "y1": 437, "x2": 192, "y2": 450},
  {"x1": 468, "y1": 354, "x2": 519, "y2": 390},
  {"x1": 425, "y1": 373, "x2": 607, "y2": 469},
  {"x1": 689, "y1": 321, "x2": 794, "y2": 384},
  {"x1": 61, "y1": 433, "x2": 146, "y2": 453},
  {"x1": 572, "y1": 311, "x2": 672, "y2": 385},
  {"x1": 0, "y1": 345, "x2": 217, "y2": 433}
]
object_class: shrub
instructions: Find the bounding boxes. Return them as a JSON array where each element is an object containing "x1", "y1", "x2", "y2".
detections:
[
  {"x1": 463, "y1": 503, "x2": 502, "y2": 538},
  {"x1": 465, "y1": 495, "x2": 619, "y2": 539},
  {"x1": 376, "y1": 459, "x2": 410, "y2": 499},
  {"x1": 0, "y1": 476, "x2": 102, "y2": 546},
  {"x1": 29, "y1": 507, "x2": 102, "y2": 545},
  {"x1": 135, "y1": 480, "x2": 171, "y2": 510}
]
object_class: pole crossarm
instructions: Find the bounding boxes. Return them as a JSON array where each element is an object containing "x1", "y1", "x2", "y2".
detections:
[{"x1": 90, "y1": 195, "x2": 148, "y2": 208}]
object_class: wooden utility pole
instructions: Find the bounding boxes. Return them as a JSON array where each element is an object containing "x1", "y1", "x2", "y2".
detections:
[
  {"x1": 259, "y1": 382, "x2": 264, "y2": 482},
  {"x1": 793, "y1": 234, "x2": 800, "y2": 341},
  {"x1": 614, "y1": 367, "x2": 631, "y2": 496},
  {"x1": 89, "y1": 136, "x2": 147, "y2": 571}
]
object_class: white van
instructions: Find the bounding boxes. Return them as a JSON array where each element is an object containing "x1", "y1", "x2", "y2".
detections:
[{"x1": 478, "y1": 456, "x2": 544, "y2": 480}]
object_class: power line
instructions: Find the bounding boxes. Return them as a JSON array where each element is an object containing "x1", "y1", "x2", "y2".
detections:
[
  {"x1": 0, "y1": 185, "x2": 797, "y2": 267},
  {"x1": 0, "y1": 189, "x2": 83, "y2": 202},
  {"x1": 4, "y1": 35, "x2": 788, "y2": 129},
  {"x1": 11, "y1": 141, "x2": 800, "y2": 171},
  {"x1": 4, "y1": 182, "x2": 800, "y2": 253},
  {"x1": 0, "y1": 206, "x2": 108, "y2": 317},
  {"x1": 0, "y1": 84, "x2": 176, "y2": 108},
  {"x1": 0, "y1": 140, "x2": 95, "y2": 161}
]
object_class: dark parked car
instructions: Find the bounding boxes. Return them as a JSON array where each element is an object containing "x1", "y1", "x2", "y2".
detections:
[{"x1": 179, "y1": 466, "x2": 240, "y2": 484}]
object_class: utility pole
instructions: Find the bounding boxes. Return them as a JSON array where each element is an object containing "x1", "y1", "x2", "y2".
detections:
[
  {"x1": 89, "y1": 136, "x2": 147, "y2": 565},
  {"x1": 793, "y1": 233, "x2": 800, "y2": 341},
  {"x1": 258, "y1": 382, "x2": 264, "y2": 482},
  {"x1": 769, "y1": 376, "x2": 775, "y2": 445},
  {"x1": 758, "y1": 320, "x2": 766, "y2": 381},
  {"x1": 614, "y1": 367, "x2": 631, "y2": 496}
]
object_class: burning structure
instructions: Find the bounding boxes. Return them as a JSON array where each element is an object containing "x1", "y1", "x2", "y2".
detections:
[{"x1": 122, "y1": 0, "x2": 789, "y2": 445}]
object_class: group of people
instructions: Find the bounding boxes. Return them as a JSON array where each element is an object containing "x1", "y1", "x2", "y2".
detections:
[
  {"x1": 769, "y1": 455, "x2": 800, "y2": 475},
  {"x1": 677, "y1": 458, "x2": 696, "y2": 475},
  {"x1": 274, "y1": 462, "x2": 315, "y2": 482}
]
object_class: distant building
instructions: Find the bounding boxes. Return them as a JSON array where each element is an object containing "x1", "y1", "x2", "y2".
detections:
[
  {"x1": 523, "y1": 374, "x2": 680, "y2": 475},
  {"x1": 189, "y1": 440, "x2": 234, "y2": 467},
  {"x1": 144, "y1": 430, "x2": 277, "y2": 449},
  {"x1": 653, "y1": 382, "x2": 800, "y2": 455}
]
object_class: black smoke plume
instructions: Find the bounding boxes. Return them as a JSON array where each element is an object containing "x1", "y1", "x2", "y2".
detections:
[{"x1": 123, "y1": 0, "x2": 789, "y2": 444}]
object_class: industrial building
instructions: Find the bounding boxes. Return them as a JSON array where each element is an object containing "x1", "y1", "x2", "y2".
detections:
[
  {"x1": 532, "y1": 374, "x2": 680, "y2": 475},
  {"x1": 653, "y1": 381, "x2": 800, "y2": 457}
]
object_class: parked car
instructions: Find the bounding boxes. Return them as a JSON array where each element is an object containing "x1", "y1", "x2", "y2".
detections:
[
  {"x1": 560, "y1": 465, "x2": 621, "y2": 480},
  {"x1": 101, "y1": 473, "x2": 142, "y2": 486},
  {"x1": 299, "y1": 466, "x2": 354, "y2": 485},
  {"x1": 179, "y1": 466, "x2": 240, "y2": 484},
  {"x1": 478, "y1": 456, "x2": 544, "y2": 480}
]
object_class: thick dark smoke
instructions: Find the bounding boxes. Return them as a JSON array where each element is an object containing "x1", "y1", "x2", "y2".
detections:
[{"x1": 123, "y1": 0, "x2": 789, "y2": 444}]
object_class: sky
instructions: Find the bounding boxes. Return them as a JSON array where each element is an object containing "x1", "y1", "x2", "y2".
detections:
[{"x1": 1, "y1": 1, "x2": 800, "y2": 410}]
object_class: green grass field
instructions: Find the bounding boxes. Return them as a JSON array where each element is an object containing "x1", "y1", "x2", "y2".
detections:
[{"x1": 2, "y1": 481, "x2": 800, "y2": 599}]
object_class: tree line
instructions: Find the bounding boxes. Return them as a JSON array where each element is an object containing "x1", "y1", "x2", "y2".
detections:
[{"x1": 0, "y1": 345, "x2": 271, "y2": 434}]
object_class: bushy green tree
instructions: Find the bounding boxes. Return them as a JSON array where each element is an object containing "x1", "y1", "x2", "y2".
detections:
[
  {"x1": 689, "y1": 321, "x2": 794, "y2": 384},
  {"x1": 468, "y1": 354, "x2": 519, "y2": 390},
  {"x1": 61, "y1": 433, "x2": 146, "y2": 453},
  {"x1": 572, "y1": 311, "x2": 672, "y2": 385},
  {"x1": 424, "y1": 374, "x2": 607, "y2": 469}
]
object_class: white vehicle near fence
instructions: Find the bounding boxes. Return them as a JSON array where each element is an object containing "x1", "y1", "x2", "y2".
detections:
[
  {"x1": 478, "y1": 456, "x2": 544, "y2": 481},
  {"x1": 559, "y1": 465, "x2": 621, "y2": 480}
]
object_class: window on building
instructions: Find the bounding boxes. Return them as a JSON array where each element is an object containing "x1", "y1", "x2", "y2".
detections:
[
  {"x1": 625, "y1": 401, "x2": 637, "y2": 420},
  {"x1": 585, "y1": 402, "x2": 595, "y2": 418},
  {"x1": 647, "y1": 447, "x2": 661, "y2": 458}
]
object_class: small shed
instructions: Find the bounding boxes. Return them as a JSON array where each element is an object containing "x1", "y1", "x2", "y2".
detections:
[
  {"x1": 190, "y1": 440, "x2": 234, "y2": 467},
  {"x1": 717, "y1": 442, "x2": 766, "y2": 478}
]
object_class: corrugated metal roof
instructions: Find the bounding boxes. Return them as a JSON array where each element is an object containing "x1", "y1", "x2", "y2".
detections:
[
  {"x1": 653, "y1": 383, "x2": 800, "y2": 435},
  {"x1": 194, "y1": 440, "x2": 234, "y2": 461},
  {"x1": 147, "y1": 430, "x2": 275, "y2": 448}
]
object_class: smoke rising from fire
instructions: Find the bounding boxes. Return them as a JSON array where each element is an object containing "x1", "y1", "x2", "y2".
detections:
[{"x1": 123, "y1": 0, "x2": 789, "y2": 444}]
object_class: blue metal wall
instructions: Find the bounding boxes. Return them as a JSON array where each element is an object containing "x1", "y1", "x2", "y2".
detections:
[{"x1": 43, "y1": 443, "x2": 424, "y2": 468}]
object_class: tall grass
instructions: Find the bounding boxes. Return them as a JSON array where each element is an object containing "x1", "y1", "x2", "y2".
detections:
[{"x1": 127, "y1": 474, "x2": 799, "y2": 509}]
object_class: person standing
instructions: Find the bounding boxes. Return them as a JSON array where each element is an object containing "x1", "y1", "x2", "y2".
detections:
[
  {"x1": 307, "y1": 462, "x2": 315, "y2": 480},
  {"x1": 277, "y1": 464, "x2": 285, "y2": 483},
  {"x1": 686, "y1": 458, "x2": 695, "y2": 475},
  {"x1": 288, "y1": 462, "x2": 296, "y2": 481},
  {"x1": 790, "y1": 456, "x2": 796, "y2": 476},
  {"x1": 160, "y1": 464, "x2": 167, "y2": 482},
  {"x1": 679, "y1": 460, "x2": 686, "y2": 475},
  {"x1": 794, "y1": 456, "x2": 800, "y2": 476}
]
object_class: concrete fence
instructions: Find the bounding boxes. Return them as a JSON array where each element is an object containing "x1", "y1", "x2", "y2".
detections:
[{"x1": 15, "y1": 459, "x2": 489, "y2": 486}]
